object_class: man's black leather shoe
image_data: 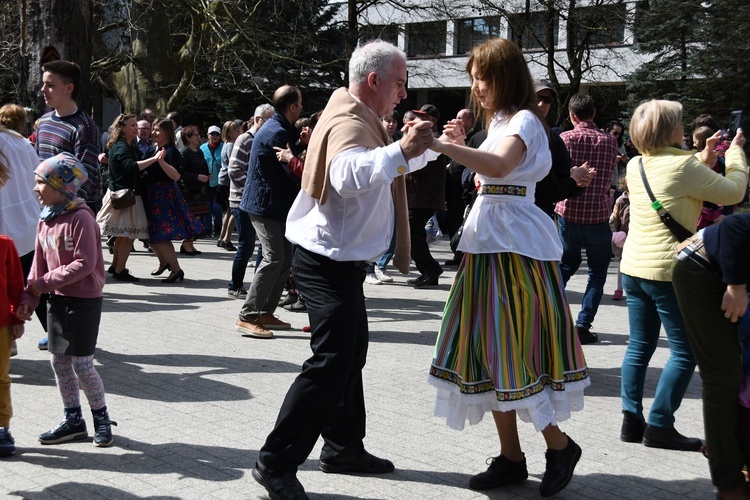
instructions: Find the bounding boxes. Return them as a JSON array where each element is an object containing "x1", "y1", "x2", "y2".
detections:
[
  {"x1": 643, "y1": 424, "x2": 702, "y2": 451},
  {"x1": 620, "y1": 410, "x2": 646, "y2": 443},
  {"x1": 412, "y1": 270, "x2": 442, "y2": 288},
  {"x1": 469, "y1": 454, "x2": 528, "y2": 490},
  {"x1": 319, "y1": 450, "x2": 395, "y2": 474},
  {"x1": 539, "y1": 434, "x2": 581, "y2": 497},
  {"x1": 252, "y1": 461, "x2": 309, "y2": 500}
]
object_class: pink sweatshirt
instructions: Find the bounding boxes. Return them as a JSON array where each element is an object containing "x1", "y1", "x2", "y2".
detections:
[{"x1": 20, "y1": 203, "x2": 105, "y2": 311}]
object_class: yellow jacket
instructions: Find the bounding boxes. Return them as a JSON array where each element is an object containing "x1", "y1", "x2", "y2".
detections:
[{"x1": 621, "y1": 146, "x2": 748, "y2": 282}]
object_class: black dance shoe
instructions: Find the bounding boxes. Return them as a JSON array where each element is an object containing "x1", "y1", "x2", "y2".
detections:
[
  {"x1": 252, "y1": 461, "x2": 309, "y2": 500},
  {"x1": 150, "y1": 263, "x2": 171, "y2": 276},
  {"x1": 162, "y1": 269, "x2": 185, "y2": 283},
  {"x1": 539, "y1": 434, "x2": 582, "y2": 497},
  {"x1": 469, "y1": 454, "x2": 528, "y2": 490},
  {"x1": 319, "y1": 450, "x2": 395, "y2": 474},
  {"x1": 112, "y1": 269, "x2": 139, "y2": 282}
]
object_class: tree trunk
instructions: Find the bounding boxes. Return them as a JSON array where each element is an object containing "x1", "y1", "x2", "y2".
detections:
[
  {"x1": 100, "y1": 0, "x2": 181, "y2": 115},
  {"x1": 19, "y1": 0, "x2": 94, "y2": 115}
]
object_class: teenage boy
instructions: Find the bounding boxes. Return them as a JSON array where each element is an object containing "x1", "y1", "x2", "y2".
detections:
[{"x1": 34, "y1": 60, "x2": 101, "y2": 351}]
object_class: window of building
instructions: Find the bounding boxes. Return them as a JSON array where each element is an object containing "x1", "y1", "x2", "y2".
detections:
[
  {"x1": 360, "y1": 24, "x2": 399, "y2": 46},
  {"x1": 406, "y1": 21, "x2": 447, "y2": 58},
  {"x1": 571, "y1": 3, "x2": 627, "y2": 47},
  {"x1": 507, "y1": 11, "x2": 558, "y2": 50},
  {"x1": 455, "y1": 17, "x2": 503, "y2": 55}
]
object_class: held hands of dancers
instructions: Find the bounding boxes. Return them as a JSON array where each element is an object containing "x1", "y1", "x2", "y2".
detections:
[
  {"x1": 398, "y1": 119, "x2": 436, "y2": 161},
  {"x1": 439, "y1": 119, "x2": 467, "y2": 146}
]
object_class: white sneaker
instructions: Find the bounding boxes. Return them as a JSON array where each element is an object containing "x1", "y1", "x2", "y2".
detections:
[
  {"x1": 374, "y1": 268, "x2": 393, "y2": 283},
  {"x1": 365, "y1": 273, "x2": 382, "y2": 285}
]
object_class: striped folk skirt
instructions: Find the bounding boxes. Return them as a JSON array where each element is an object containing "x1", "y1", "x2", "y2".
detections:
[{"x1": 429, "y1": 252, "x2": 590, "y2": 431}]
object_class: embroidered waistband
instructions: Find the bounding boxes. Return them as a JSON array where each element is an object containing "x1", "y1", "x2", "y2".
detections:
[{"x1": 480, "y1": 184, "x2": 528, "y2": 196}]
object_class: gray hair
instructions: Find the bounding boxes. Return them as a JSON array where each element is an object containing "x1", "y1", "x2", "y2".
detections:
[
  {"x1": 349, "y1": 40, "x2": 406, "y2": 86},
  {"x1": 254, "y1": 103, "x2": 274, "y2": 118}
]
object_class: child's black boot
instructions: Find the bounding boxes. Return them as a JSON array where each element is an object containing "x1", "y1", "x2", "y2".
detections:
[
  {"x1": 39, "y1": 406, "x2": 88, "y2": 445},
  {"x1": 91, "y1": 406, "x2": 117, "y2": 448}
]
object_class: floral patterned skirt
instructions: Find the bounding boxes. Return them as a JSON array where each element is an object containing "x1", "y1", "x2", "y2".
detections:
[
  {"x1": 429, "y1": 252, "x2": 590, "y2": 431},
  {"x1": 143, "y1": 181, "x2": 203, "y2": 244}
]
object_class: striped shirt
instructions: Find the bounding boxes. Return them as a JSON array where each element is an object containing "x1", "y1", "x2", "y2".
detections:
[
  {"x1": 35, "y1": 109, "x2": 101, "y2": 204},
  {"x1": 555, "y1": 121, "x2": 617, "y2": 224},
  {"x1": 227, "y1": 131, "x2": 255, "y2": 208}
]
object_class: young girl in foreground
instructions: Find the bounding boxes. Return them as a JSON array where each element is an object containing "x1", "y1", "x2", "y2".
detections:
[{"x1": 17, "y1": 152, "x2": 116, "y2": 447}]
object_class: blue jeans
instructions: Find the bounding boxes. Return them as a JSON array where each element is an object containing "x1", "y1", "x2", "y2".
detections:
[
  {"x1": 228, "y1": 207, "x2": 256, "y2": 291},
  {"x1": 203, "y1": 186, "x2": 223, "y2": 235},
  {"x1": 621, "y1": 274, "x2": 696, "y2": 427},
  {"x1": 558, "y1": 218, "x2": 612, "y2": 330},
  {"x1": 365, "y1": 225, "x2": 397, "y2": 274}
]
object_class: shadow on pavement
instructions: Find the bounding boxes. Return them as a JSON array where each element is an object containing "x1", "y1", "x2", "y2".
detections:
[
  {"x1": 9, "y1": 482, "x2": 180, "y2": 499},
  {"x1": 13, "y1": 435, "x2": 254, "y2": 481},
  {"x1": 10, "y1": 350, "x2": 303, "y2": 403},
  {"x1": 585, "y1": 365, "x2": 701, "y2": 400}
]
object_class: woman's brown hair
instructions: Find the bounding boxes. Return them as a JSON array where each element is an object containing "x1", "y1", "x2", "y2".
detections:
[
  {"x1": 153, "y1": 118, "x2": 176, "y2": 148},
  {"x1": 0, "y1": 104, "x2": 27, "y2": 135},
  {"x1": 466, "y1": 38, "x2": 548, "y2": 132},
  {"x1": 106, "y1": 113, "x2": 137, "y2": 150}
]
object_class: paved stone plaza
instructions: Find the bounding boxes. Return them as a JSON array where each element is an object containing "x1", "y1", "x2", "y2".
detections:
[{"x1": 2, "y1": 238, "x2": 713, "y2": 499}]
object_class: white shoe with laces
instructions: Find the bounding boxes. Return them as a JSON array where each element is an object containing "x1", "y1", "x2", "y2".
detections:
[
  {"x1": 365, "y1": 273, "x2": 382, "y2": 285},
  {"x1": 374, "y1": 268, "x2": 393, "y2": 283}
]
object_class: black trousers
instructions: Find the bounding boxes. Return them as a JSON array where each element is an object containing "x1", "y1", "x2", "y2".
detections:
[
  {"x1": 444, "y1": 173, "x2": 465, "y2": 240},
  {"x1": 673, "y1": 259, "x2": 747, "y2": 490},
  {"x1": 259, "y1": 246, "x2": 369, "y2": 473},
  {"x1": 409, "y1": 207, "x2": 442, "y2": 276}
]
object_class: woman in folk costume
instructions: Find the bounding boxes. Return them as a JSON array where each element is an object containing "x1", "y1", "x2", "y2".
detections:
[{"x1": 427, "y1": 38, "x2": 590, "y2": 497}]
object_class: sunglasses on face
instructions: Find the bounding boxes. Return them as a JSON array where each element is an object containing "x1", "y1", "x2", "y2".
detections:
[
  {"x1": 537, "y1": 95, "x2": 553, "y2": 105},
  {"x1": 611, "y1": 131, "x2": 621, "y2": 137}
]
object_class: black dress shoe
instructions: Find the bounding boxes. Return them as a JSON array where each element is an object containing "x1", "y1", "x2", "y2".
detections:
[
  {"x1": 111, "y1": 269, "x2": 139, "y2": 282},
  {"x1": 319, "y1": 450, "x2": 394, "y2": 474},
  {"x1": 621, "y1": 410, "x2": 646, "y2": 443},
  {"x1": 413, "y1": 270, "x2": 443, "y2": 289},
  {"x1": 576, "y1": 326, "x2": 599, "y2": 345},
  {"x1": 539, "y1": 434, "x2": 581, "y2": 497},
  {"x1": 162, "y1": 269, "x2": 185, "y2": 283},
  {"x1": 150, "y1": 263, "x2": 171, "y2": 276},
  {"x1": 180, "y1": 244, "x2": 201, "y2": 256},
  {"x1": 469, "y1": 454, "x2": 528, "y2": 491},
  {"x1": 251, "y1": 461, "x2": 308, "y2": 500},
  {"x1": 444, "y1": 256, "x2": 462, "y2": 266},
  {"x1": 643, "y1": 424, "x2": 702, "y2": 451}
]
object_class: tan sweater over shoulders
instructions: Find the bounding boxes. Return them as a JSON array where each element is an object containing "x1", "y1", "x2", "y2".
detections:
[{"x1": 301, "y1": 88, "x2": 412, "y2": 274}]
